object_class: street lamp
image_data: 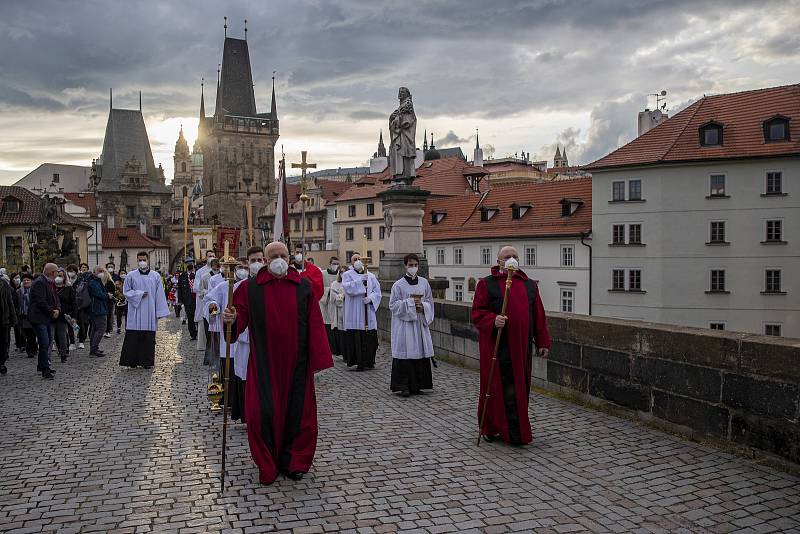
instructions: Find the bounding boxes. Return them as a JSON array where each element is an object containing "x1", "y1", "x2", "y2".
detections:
[{"x1": 24, "y1": 226, "x2": 38, "y2": 269}]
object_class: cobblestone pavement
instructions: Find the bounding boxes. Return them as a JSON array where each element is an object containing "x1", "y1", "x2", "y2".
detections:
[{"x1": 1, "y1": 316, "x2": 799, "y2": 534}]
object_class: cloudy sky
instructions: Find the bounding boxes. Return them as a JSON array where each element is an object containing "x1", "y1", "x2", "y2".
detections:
[{"x1": 1, "y1": 0, "x2": 798, "y2": 185}]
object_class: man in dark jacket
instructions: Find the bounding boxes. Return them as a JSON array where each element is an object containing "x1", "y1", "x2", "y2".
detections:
[
  {"x1": 29, "y1": 263, "x2": 61, "y2": 379},
  {"x1": 88, "y1": 267, "x2": 110, "y2": 357},
  {"x1": 16, "y1": 273, "x2": 38, "y2": 358},
  {"x1": 103, "y1": 269, "x2": 116, "y2": 337},
  {"x1": 0, "y1": 275, "x2": 18, "y2": 375},
  {"x1": 177, "y1": 261, "x2": 197, "y2": 340},
  {"x1": 55, "y1": 270, "x2": 75, "y2": 363}
]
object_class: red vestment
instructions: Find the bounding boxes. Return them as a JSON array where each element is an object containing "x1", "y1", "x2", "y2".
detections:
[
  {"x1": 299, "y1": 261, "x2": 324, "y2": 301},
  {"x1": 471, "y1": 267, "x2": 551, "y2": 444},
  {"x1": 232, "y1": 268, "x2": 333, "y2": 484}
]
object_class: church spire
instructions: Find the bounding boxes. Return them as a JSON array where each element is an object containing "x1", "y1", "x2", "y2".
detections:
[
  {"x1": 423, "y1": 129, "x2": 428, "y2": 151},
  {"x1": 473, "y1": 127, "x2": 483, "y2": 167},
  {"x1": 377, "y1": 130, "x2": 386, "y2": 158},
  {"x1": 270, "y1": 73, "x2": 277, "y2": 120},
  {"x1": 475, "y1": 128, "x2": 480, "y2": 150},
  {"x1": 199, "y1": 78, "x2": 205, "y2": 120}
]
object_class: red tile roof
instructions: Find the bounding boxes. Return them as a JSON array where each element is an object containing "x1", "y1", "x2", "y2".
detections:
[
  {"x1": 64, "y1": 192, "x2": 98, "y2": 217},
  {"x1": 422, "y1": 177, "x2": 592, "y2": 241},
  {"x1": 0, "y1": 186, "x2": 90, "y2": 228},
  {"x1": 588, "y1": 84, "x2": 800, "y2": 170},
  {"x1": 336, "y1": 158, "x2": 486, "y2": 202},
  {"x1": 103, "y1": 228, "x2": 169, "y2": 249}
]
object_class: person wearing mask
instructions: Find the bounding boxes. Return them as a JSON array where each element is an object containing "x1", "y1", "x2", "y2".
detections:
[
  {"x1": 28, "y1": 263, "x2": 61, "y2": 379},
  {"x1": 194, "y1": 250, "x2": 216, "y2": 353},
  {"x1": 325, "y1": 267, "x2": 346, "y2": 360},
  {"x1": 199, "y1": 257, "x2": 222, "y2": 355},
  {"x1": 341, "y1": 252, "x2": 381, "y2": 371},
  {"x1": 16, "y1": 274, "x2": 38, "y2": 358},
  {"x1": 0, "y1": 273, "x2": 18, "y2": 375},
  {"x1": 87, "y1": 267, "x2": 109, "y2": 357},
  {"x1": 54, "y1": 270, "x2": 75, "y2": 363},
  {"x1": 103, "y1": 265, "x2": 117, "y2": 337},
  {"x1": 114, "y1": 270, "x2": 128, "y2": 334},
  {"x1": 292, "y1": 244, "x2": 324, "y2": 301},
  {"x1": 119, "y1": 251, "x2": 170, "y2": 369},
  {"x1": 74, "y1": 263, "x2": 92, "y2": 350},
  {"x1": 320, "y1": 257, "x2": 341, "y2": 355},
  {"x1": 64, "y1": 265, "x2": 79, "y2": 350},
  {"x1": 177, "y1": 262, "x2": 197, "y2": 340}
]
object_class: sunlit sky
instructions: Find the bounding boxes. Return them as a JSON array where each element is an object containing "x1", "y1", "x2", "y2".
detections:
[{"x1": 1, "y1": 0, "x2": 799, "y2": 185}]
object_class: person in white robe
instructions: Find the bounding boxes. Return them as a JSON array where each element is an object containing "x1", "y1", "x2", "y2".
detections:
[
  {"x1": 326, "y1": 269, "x2": 346, "y2": 359},
  {"x1": 198, "y1": 257, "x2": 222, "y2": 358},
  {"x1": 202, "y1": 272, "x2": 225, "y2": 366},
  {"x1": 119, "y1": 251, "x2": 170, "y2": 368},
  {"x1": 341, "y1": 253, "x2": 381, "y2": 371},
  {"x1": 193, "y1": 251, "x2": 216, "y2": 352},
  {"x1": 320, "y1": 257, "x2": 340, "y2": 353},
  {"x1": 388, "y1": 253, "x2": 434, "y2": 396},
  {"x1": 204, "y1": 259, "x2": 250, "y2": 422}
]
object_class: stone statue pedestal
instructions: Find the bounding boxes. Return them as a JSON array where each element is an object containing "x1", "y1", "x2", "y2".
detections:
[{"x1": 377, "y1": 185, "x2": 448, "y2": 297}]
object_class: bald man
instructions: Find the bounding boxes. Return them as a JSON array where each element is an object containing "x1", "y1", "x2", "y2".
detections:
[
  {"x1": 28, "y1": 263, "x2": 61, "y2": 379},
  {"x1": 471, "y1": 246, "x2": 551, "y2": 445},
  {"x1": 223, "y1": 241, "x2": 333, "y2": 484}
]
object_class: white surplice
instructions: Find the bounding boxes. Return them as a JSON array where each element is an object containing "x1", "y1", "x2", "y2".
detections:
[
  {"x1": 389, "y1": 276, "x2": 434, "y2": 359},
  {"x1": 202, "y1": 273, "x2": 226, "y2": 333},
  {"x1": 124, "y1": 269, "x2": 170, "y2": 331},
  {"x1": 320, "y1": 268, "x2": 339, "y2": 324},
  {"x1": 341, "y1": 268, "x2": 381, "y2": 330},
  {"x1": 193, "y1": 264, "x2": 212, "y2": 322},
  {"x1": 327, "y1": 281, "x2": 345, "y2": 330},
  {"x1": 204, "y1": 276, "x2": 250, "y2": 380}
]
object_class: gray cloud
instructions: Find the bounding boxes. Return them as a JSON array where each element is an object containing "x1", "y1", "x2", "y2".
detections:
[
  {"x1": 348, "y1": 110, "x2": 385, "y2": 121},
  {"x1": 434, "y1": 131, "x2": 475, "y2": 148}
]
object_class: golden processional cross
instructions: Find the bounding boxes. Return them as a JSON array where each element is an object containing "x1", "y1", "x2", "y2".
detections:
[{"x1": 291, "y1": 150, "x2": 316, "y2": 254}]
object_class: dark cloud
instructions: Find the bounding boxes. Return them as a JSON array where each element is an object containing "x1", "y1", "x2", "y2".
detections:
[
  {"x1": 435, "y1": 131, "x2": 475, "y2": 148},
  {"x1": 0, "y1": 83, "x2": 66, "y2": 111},
  {"x1": 349, "y1": 110, "x2": 385, "y2": 121}
]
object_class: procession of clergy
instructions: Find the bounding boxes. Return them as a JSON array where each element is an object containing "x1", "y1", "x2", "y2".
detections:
[{"x1": 126, "y1": 240, "x2": 550, "y2": 485}]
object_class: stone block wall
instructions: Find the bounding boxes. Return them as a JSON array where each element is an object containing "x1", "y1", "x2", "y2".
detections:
[{"x1": 376, "y1": 297, "x2": 800, "y2": 464}]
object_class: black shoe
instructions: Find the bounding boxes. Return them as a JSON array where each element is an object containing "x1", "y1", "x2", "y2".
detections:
[
  {"x1": 0, "y1": 365, "x2": 7, "y2": 375},
  {"x1": 42, "y1": 369, "x2": 55, "y2": 380},
  {"x1": 400, "y1": 390, "x2": 411, "y2": 398},
  {"x1": 91, "y1": 352, "x2": 106, "y2": 357},
  {"x1": 286, "y1": 471, "x2": 305, "y2": 480},
  {"x1": 27, "y1": 354, "x2": 34, "y2": 358},
  {"x1": 481, "y1": 434, "x2": 497, "y2": 443}
]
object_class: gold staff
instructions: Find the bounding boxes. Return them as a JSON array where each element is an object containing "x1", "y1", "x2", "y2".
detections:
[
  {"x1": 477, "y1": 264, "x2": 517, "y2": 446},
  {"x1": 220, "y1": 239, "x2": 237, "y2": 492},
  {"x1": 362, "y1": 236, "x2": 370, "y2": 331}
]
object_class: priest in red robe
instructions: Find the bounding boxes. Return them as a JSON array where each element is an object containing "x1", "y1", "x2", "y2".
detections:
[
  {"x1": 223, "y1": 241, "x2": 333, "y2": 484},
  {"x1": 293, "y1": 244, "x2": 324, "y2": 300},
  {"x1": 471, "y1": 245, "x2": 551, "y2": 446}
]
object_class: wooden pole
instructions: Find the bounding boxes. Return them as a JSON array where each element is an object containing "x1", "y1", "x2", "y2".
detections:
[{"x1": 220, "y1": 241, "x2": 236, "y2": 492}]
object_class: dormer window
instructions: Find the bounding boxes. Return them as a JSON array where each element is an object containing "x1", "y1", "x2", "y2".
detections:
[
  {"x1": 480, "y1": 207, "x2": 499, "y2": 222},
  {"x1": 699, "y1": 121, "x2": 723, "y2": 146},
  {"x1": 560, "y1": 198, "x2": 585, "y2": 217},
  {"x1": 763, "y1": 115, "x2": 790, "y2": 142},
  {"x1": 431, "y1": 211, "x2": 447, "y2": 224},
  {"x1": 511, "y1": 203, "x2": 532, "y2": 220},
  {"x1": 3, "y1": 197, "x2": 20, "y2": 214}
]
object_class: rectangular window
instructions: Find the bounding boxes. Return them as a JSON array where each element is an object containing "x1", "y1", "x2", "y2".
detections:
[
  {"x1": 345, "y1": 228, "x2": 354, "y2": 241},
  {"x1": 364, "y1": 227, "x2": 372, "y2": 240},
  {"x1": 436, "y1": 247, "x2": 445, "y2": 265},
  {"x1": 612, "y1": 181, "x2": 625, "y2": 201},
  {"x1": 4, "y1": 199, "x2": 20, "y2": 213},
  {"x1": 317, "y1": 216, "x2": 324, "y2": 230},
  {"x1": 294, "y1": 218, "x2": 300, "y2": 232},
  {"x1": 560, "y1": 289, "x2": 574, "y2": 313},
  {"x1": 152, "y1": 225, "x2": 162, "y2": 240},
  {"x1": 765, "y1": 324, "x2": 782, "y2": 337},
  {"x1": 612, "y1": 224, "x2": 625, "y2": 244},
  {"x1": 612, "y1": 269, "x2": 625, "y2": 290},
  {"x1": 126, "y1": 205, "x2": 136, "y2": 218},
  {"x1": 4, "y1": 236, "x2": 22, "y2": 264},
  {"x1": 524, "y1": 246, "x2": 536, "y2": 266},
  {"x1": 307, "y1": 217, "x2": 313, "y2": 231},
  {"x1": 52, "y1": 173, "x2": 60, "y2": 183},
  {"x1": 766, "y1": 220, "x2": 783, "y2": 241},
  {"x1": 379, "y1": 226, "x2": 385, "y2": 240},
  {"x1": 766, "y1": 172, "x2": 783, "y2": 194},
  {"x1": 152, "y1": 206, "x2": 161, "y2": 218},
  {"x1": 454, "y1": 282, "x2": 464, "y2": 302},
  {"x1": 348, "y1": 205, "x2": 356, "y2": 217},
  {"x1": 379, "y1": 250, "x2": 385, "y2": 259},
  {"x1": 710, "y1": 221, "x2": 726, "y2": 243},
  {"x1": 453, "y1": 247, "x2": 463, "y2": 265},
  {"x1": 628, "y1": 224, "x2": 642, "y2": 244},
  {"x1": 710, "y1": 174, "x2": 726, "y2": 196},
  {"x1": 346, "y1": 250, "x2": 354, "y2": 263},
  {"x1": 709, "y1": 322, "x2": 725, "y2": 330},
  {"x1": 561, "y1": 246, "x2": 574, "y2": 267},
  {"x1": 481, "y1": 246, "x2": 491, "y2": 266},
  {"x1": 710, "y1": 269, "x2": 726, "y2": 292},
  {"x1": 366, "y1": 203, "x2": 375, "y2": 216},
  {"x1": 629, "y1": 269, "x2": 642, "y2": 291},
  {"x1": 629, "y1": 180, "x2": 642, "y2": 201},
  {"x1": 765, "y1": 270, "x2": 781, "y2": 293}
]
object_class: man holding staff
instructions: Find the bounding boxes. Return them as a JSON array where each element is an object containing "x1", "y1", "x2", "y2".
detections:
[{"x1": 471, "y1": 246, "x2": 551, "y2": 446}]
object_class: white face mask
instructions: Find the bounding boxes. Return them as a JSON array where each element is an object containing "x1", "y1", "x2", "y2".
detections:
[
  {"x1": 68, "y1": 273, "x2": 76, "y2": 280},
  {"x1": 330, "y1": 263, "x2": 339, "y2": 271},
  {"x1": 13, "y1": 277, "x2": 20, "y2": 287},
  {"x1": 269, "y1": 258, "x2": 289, "y2": 276},
  {"x1": 502, "y1": 257, "x2": 519, "y2": 271},
  {"x1": 353, "y1": 260, "x2": 364, "y2": 272},
  {"x1": 55, "y1": 276, "x2": 64, "y2": 285},
  {"x1": 171, "y1": 277, "x2": 178, "y2": 284},
  {"x1": 235, "y1": 268, "x2": 249, "y2": 280},
  {"x1": 108, "y1": 268, "x2": 115, "y2": 273},
  {"x1": 294, "y1": 253, "x2": 303, "y2": 263},
  {"x1": 249, "y1": 261, "x2": 265, "y2": 275},
  {"x1": 406, "y1": 266, "x2": 418, "y2": 277},
  {"x1": 207, "y1": 256, "x2": 215, "y2": 263},
  {"x1": 138, "y1": 260, "x2": 148, "y2": 270}
]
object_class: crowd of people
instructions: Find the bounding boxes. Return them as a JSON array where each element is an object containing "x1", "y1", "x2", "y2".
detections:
[{"x1": 1, "y1": 241, "x2": 552, "y2": 486}]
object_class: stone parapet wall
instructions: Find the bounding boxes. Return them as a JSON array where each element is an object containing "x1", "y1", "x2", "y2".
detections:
[{"x1": 376, "y1": 296, "x2": 800, "y2": 465}]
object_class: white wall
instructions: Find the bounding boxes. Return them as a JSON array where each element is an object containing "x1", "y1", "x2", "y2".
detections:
[
  {"x1": 425, "y1": 237, "x2": 590, "y2": 314},
  {"x1": 592, "y1": 157, "x2": 799, "y2": 337}
]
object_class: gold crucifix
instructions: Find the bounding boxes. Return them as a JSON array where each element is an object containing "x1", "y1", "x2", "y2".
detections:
[{"x1": 291, "y1": 151, "x2": 316, "y2": 255}]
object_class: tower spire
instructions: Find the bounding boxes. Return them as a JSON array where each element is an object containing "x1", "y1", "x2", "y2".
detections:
[
  {"x1": 244, "y1": 19, "x2": 248, "y2": 40},
  {"x1": 475, "y1": 127, "x2": 480, "y2": 150},
  {"x1": 270, "y1": 72, "x2": 278, "y2": 120},
  {"x1": 423, "y1": 129, "x2": 428, "y2": 151},
  {"x1": 377, "y1": 129, "x2": 386, "y2": 158},
  {"x1": 139, "y1": 90, "x2": 142, "y2": 112},
  {"x1": 109, "y1": 88, "x2": 112, "y2": 110},
  {"x1": 224, "y1": 16, "x2": 227, "y2": 38},
  {"x1": 199, "y1": 78, "x2": 205, "y2": 119}
]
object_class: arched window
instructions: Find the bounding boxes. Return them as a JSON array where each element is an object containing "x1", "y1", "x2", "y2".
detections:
[
  {"x1": 763, "y1": 115, "x2": 790, "y2": 142},
  {"x1": 181, "y1": 162, "x2": 187, "y2": 173}
]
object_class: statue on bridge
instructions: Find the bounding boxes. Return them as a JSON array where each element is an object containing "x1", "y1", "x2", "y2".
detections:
[{"x1": 388, "y1": 87, "x2": 417, "y2": 185}]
